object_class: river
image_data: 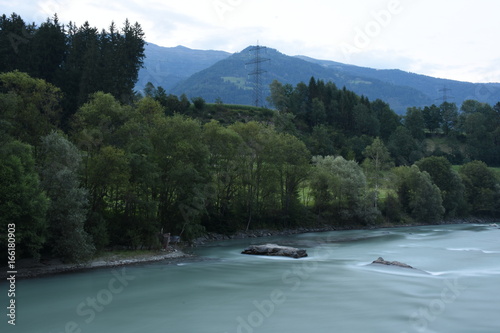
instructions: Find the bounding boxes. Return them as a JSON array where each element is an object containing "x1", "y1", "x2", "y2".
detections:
[{"x1": 3, "y1": 223, "x2": 500, "y2": 333}]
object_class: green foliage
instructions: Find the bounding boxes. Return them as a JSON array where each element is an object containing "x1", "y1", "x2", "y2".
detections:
[
  {"x1": 458, "y1": 101, "x2": 500, "y2": 166},
  {"x1": 0, "y1": 14, "x2": 145, "y2": 127},
  {"x1": 459, "y1": 161, "x2": 500, "y2": 216},
  {"x1": 415, "y1": 156, "x2": 467, "y2": 218},
  {"x1": 362, "y1": 137, "x2": 394, "y2": 208},
  {"x1": 440, "y1": 102, "x2": 458, "y2": 135},
  {"x1": 0, "y1": 71, "x2": 63, "y2": 145},
  {"x1": 422, "y1": 104, "x2": 442, "y2": 133},
  {"x1": 151, "y1": 115, "x2": 209, "y2": 237},
  {"x1": 388, "y1": 126, "x2": 423, "y2": 166},
  {"x1": 393, "y1": 165, "x2": 445, "y2": 223},
  {"x1": 371, "y1": 99, "x2": 401, "y2": 141},
  {"x1": 404, "y1": 107, "x2": 425, "y2": 141},
  {"x1": 192, "y1": 96, "x2": 206, "y2": 110},
  {"x1": 0, "y1": 139, "x2": 49, "y2": 259},
  {"x1": 1, "y1": 13, "x2": 499, "y2": 262},
  {"x1": 310, "y1": 156, "x2": 378, "y2": 224},
  {"x1": 39, "y1": 132, "x2": 95, "y2": 263},
  {"x1": 381, "y1": 192, "x2": 402, "y2": 223}
]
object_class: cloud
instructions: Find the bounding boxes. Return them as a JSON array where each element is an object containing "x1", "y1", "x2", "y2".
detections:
[{"x1": 2, "y1": 0, "x2": 500, "y2": 82}]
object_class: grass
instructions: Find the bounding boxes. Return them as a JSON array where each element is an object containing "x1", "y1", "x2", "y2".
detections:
[
  {"x1": 221, "y1": 76, "x2": 252, "y2": 90},
  {"x1": 197, "y1": 103, "x2": 275, "y2": 124}
]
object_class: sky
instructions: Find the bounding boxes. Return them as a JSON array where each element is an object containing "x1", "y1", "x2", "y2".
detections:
[{"x1": 3, "y1": 0, "x2": 500, "y2": 83}]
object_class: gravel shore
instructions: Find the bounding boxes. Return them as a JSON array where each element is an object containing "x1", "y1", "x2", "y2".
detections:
[{"x1": 2, "y1": 249, "x2": 192, "y2": 280}]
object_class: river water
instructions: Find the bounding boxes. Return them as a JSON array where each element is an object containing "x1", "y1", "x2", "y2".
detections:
[{"x1": 4, "y1": 223, "x2": 500, "y2": 333}]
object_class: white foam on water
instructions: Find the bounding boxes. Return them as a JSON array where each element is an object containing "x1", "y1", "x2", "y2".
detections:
[{"x1": 446, "y1": 247, "x2": 500, "y2": 254}]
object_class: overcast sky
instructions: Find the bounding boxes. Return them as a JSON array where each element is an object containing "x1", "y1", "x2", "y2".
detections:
[{"x1": 3, "y1": 0, "x2": 500, "y2": 83}]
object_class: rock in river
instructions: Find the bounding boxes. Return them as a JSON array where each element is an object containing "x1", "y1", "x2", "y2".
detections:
[
  {"x1": 372, "y1": 257, "x2": 414, "y2": 269},
  {"x1": 242, "y1": 244, "x2": 308, "y2": 258}
]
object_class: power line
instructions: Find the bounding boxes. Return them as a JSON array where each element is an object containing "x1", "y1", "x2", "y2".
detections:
[{"x1": 246, "y1": 43, "x2": 270, "y2": 107}]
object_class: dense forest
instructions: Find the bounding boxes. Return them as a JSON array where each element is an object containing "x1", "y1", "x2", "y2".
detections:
[{"x1": 1, "y1": 13, "x2": 499, "y2": 263}]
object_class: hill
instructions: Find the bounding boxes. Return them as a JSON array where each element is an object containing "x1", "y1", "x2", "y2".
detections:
[
  {"x1": 137, "y1": 44, "x2": 500, "y2": 114},
  {"x1": 296, "y1": 55, "x2": 500, "y2": 109},
  {"x1": 136, "y1": 43, "x2": 231, "y2": 91},
  {"x1": 170, "y1": 47, "x2": 432, "y2": 113}
]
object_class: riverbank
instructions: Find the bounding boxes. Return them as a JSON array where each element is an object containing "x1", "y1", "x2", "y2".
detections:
[
  {"x1": 1, "y1": 248, "x2": 192, "y2": 280},
  {"x1": 192, "y1": 217, "x2": 495, "y2": 245},
  {"x1": 6, "y1": 217, "x2": 495, "y2": 279}
]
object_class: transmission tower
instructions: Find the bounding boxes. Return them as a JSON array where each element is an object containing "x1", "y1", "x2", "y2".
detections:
[
  {"x1": 246, "y1": 44, "x2": 270, "y2": 107},
  {"x1": 437, "y1": 86, "x2": 454, "y2": 103}
]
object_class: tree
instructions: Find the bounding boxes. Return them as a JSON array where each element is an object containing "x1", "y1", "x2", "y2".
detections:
[
  {"x1": 388, "y1": 126, "x2": 422, "y2": 165},
  {"x1": 114, "y1": 20, "x2": 145, "y2": 103},
  {"x1": 0, "y1": 139, "x2": 49, "y2": 259},
  {"x1": 0, "y1": 14, "x2": 146, "y2": 125},
  {"x1": 371, "y1": 99, "x2": 400, "y2": 141},
  {"x1": 353, "y1": 103, "x2": 379, "y2": 137},
  {"x1": 393, "y1": 165, "x2": 444, "y2": 223},
  {"x1": 309, "y1": 97, "x2": 326, "y2": 126},
  {"x1": 151, "y1": 115, "x2": 210, "y2": 240},
  {"x1": 29, "y1": 15, "x2": 66, "y2": 83},
  {"x1": 71, "y1": 92, "x2": 130, "y2": 156},
  {"x1": 440, "y1": 102, "x2": 458, "y2": 135},
  {"x1": 404, "y1": 107, "x2": 425, "y2": 141},
  {"x1": 0, "y1": 71, "x2": 63, "y2": 145},
  {"x1": 458, "y1": 101, "x2": 499, "y2": 166},
  {"x1": 310, "y1": 156, "x2": 378, "y2": 223},
  {"x1": 0, "y1": 13, "x2": 36, "y2": 73},
  {"x1": 143, "y1": 82, "x2": 156, "y2": 97},
  {"x1": 268, "y1": 79, "x2": 292, "y2": 112},
  {"x1": 202, "y1": 120, "x2": 245, "y2": 233},
  {"x1": 267, "y1": 131, "x2": 311, "y2": 227},
  {"x1": 307, "y1": 125, "x2": 337, "y2": 157},
  {"x1": 229, "y1": 121, "x2": 273, "y2": 230},
  {"x1": 87, "y1": 145, "x2": 130, "y2": 246},
  {"x1": 422, "y1": 104, "x2": 442, "y2": 133},
  {"x1": 39, "y1": 132, "x2": 95, "y2": 262},
  {"x1": 462, "y1": 112, "x2": 493, "y2": 163},
  {"x1": 415, "y1": 156, "x2": 466, "y2": 218},
  {"x1": 192, "y1": 96, "x2": 206, "y2": 111},
  {"x1": 362, "y1": 137, "x2": 394, "y2": 209},
  {"x1": 459, "y1": 161, "x2": 499, "y2": 216}
]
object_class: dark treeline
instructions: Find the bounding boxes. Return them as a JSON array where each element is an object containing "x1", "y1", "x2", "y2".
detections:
[
  {"x1": 0, "y1": 13, "x2": 145, "y2": 127},
  {"x1": 268, "y1": 78, "x2": 500, "y2": 167},
  {"x1": 1, "y1": 14, "x2": 499, "y2": 264}
]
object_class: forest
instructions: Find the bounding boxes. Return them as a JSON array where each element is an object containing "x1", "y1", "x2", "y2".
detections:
[{"x1": 1, "y1": 13, "x2": 499, "y2": 263}]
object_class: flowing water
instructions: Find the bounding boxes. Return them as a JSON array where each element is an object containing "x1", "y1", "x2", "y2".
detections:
[{"x1": 3, "y1": 223, "x2": 500, "y2": 333}]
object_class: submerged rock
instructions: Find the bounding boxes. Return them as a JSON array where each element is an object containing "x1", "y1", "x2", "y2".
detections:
[
  {"x1": 372, "y1": 257, "x2": 414, "y2": 269},
  {"x1": 242, "y1": 244, "x2": 308, "y2": 258}
]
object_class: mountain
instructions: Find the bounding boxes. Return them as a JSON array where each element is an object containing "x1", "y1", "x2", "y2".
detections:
[
  {"x1": 170, "y1": 47, "x2": 434, "y2": 113},
  {"x1": 296, "y1": 55, "x2": 500, "y2": 109},
  {"x1": 137, "y1": 44, "x2": 500, "y2": 114},
  {"x1": 135, "y1": 43, "x2": 230, "y2": 91}
]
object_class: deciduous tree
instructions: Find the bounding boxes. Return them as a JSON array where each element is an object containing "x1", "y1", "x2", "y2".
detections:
[{"x1": 39, "y1": 132, "x2": 95, "y2": 262}]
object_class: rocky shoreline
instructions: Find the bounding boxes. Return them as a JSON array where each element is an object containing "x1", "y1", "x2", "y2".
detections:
[
  {"x1": 1, "y1": 249, "x2": 192, "y2": 280},
  {"x1": 5, "y1": 217, "x2": 494, "y2": 280},
  {"x1": 192, "y1": 217, "x2": 493, "y2": 245}
]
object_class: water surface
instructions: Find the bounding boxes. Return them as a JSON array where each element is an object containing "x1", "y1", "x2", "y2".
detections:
[{"x1": 3, "y1": 223, "x2": 500, "y2": 333}]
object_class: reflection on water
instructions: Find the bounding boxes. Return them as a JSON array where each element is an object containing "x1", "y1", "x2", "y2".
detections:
[{"x1": 7, "y1": 224, "x2": 500, "y2": 333}]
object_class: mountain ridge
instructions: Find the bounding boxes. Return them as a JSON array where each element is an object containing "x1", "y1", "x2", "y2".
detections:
[
  {"x1": 137, "y1": 43, "x2": 500, "y2": 114},
  {"x1": 136, "y1": 42, "x2": 231, "y2": 92}
]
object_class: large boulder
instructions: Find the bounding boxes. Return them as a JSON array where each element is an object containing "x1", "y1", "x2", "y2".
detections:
[
  {"x1": 242, "y1": 244, "x2": 308, "y2": 258},
  {"x1": 372, "y1": 257, "x2": 414, "y2": 269}
]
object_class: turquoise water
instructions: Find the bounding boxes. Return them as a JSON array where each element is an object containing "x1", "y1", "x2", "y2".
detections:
[{"x1": 2, "y1": 224, "x2": 500, "y2": 333}]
